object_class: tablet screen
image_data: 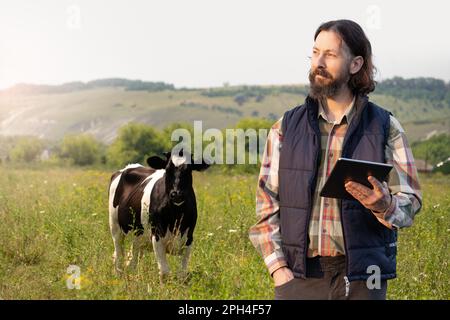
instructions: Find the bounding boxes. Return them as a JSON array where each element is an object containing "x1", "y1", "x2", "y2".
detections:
[{"x1": 319, "y1": 158, "x2": 393, "y2": 200}]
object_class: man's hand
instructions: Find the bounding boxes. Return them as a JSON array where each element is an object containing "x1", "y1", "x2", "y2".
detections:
[
  {"x1": 345, "y1": 176, "x2": 392, "y2": 214},
  {"x1": 272, "y1": 267, "x2": 294, "y2": 287}
]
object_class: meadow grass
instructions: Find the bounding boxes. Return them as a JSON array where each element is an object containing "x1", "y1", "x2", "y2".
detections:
[{"x1": 0, "y1": 167, "x2": 448, "y2": 299}]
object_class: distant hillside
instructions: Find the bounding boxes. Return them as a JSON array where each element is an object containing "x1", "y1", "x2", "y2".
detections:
[
  {"x1": 0, "y1": 77, "x2": 449, "y2": 144},
  {"x1": 2, "y1": 78, "x2": 175, "y2": 96}
]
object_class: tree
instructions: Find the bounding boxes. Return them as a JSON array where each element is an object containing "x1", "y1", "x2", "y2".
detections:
[
  {"x1": 160, "y1": 122, "x2": 197, "y2": 156},
  {"x1": 255, "y1": 94, "x2": 265, "y2": 103},
  {"x1": 107, "y1": 122, "x2": 167, "y2": 167},
  {"x1": 162, "y1": 122, "x2": 194, "y2": 148},
  {"x1": 220, "y1": 118, "x2": 273, "y2": 173},
  {"x1": 9, "y1": 136, "x2": 44, "y2": 163},
  {"x1": 235, "y1": 118, "x2": 273, "y2": 132},
  {"x1": 59, "y1": 134, "x2": 104, "y2": 166},
  {"x1": 234, "y1": 93, "x2": 248, "y2": 106}
]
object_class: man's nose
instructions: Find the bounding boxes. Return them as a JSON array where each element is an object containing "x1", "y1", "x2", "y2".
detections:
[{"x1": 313, "y1": 53, "x2": 326, "y2": 69}]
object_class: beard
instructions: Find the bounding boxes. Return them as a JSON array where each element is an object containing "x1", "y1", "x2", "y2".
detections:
[{"x1": 308, "y1": 66, "x2": 350, "y2": 99}]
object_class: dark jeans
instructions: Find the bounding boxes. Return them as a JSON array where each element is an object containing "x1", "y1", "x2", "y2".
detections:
[{"x1": 274, "y1": 256, "x2": 387, "y2": 300}]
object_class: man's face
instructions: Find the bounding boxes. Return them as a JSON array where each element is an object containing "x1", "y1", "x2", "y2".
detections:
[{"x1": 309, "y1": 30, "x2": 353, "y2": 98}]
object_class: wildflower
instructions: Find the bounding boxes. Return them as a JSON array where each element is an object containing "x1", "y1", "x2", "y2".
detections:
[{"x1": 228, "y1": 229, "x2": 237, "y2": 233}]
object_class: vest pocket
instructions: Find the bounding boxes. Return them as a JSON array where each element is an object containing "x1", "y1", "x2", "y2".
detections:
[
  {"x1": 279, "y1": 207, "x2": 308, "y2": 246},
  {"x1": 384, "y1": 229, "x2": 398, "y2": 257},
  {"x1": 385, "y1": 242, "x2": 397, "y2": 257},
  {"x1": 279, "y1": 169, "x2": 311, "y2": 209}
]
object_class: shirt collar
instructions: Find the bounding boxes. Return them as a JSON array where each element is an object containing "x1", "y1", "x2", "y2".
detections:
[{"x1": 318, "y1": 96, "x2": 357, "y2": 125}]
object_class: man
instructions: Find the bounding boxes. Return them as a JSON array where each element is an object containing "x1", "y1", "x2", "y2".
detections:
[{"x1": 249, "y1": 19, "x2": 422, "y2": 300}]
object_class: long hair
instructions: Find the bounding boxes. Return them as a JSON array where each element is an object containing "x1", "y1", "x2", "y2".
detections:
[{"x1": 314, "y1": 19, "x2": 376, "y2": 95}]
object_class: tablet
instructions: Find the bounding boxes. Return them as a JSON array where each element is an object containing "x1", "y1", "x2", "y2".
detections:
[{"x1": 319, "y1": 157, "x2": 393, "y2": 200}]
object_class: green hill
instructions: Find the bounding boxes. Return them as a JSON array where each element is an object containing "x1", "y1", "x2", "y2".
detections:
[{"x1": 0, "y1": 77, "x2": 449, "y2": 144}]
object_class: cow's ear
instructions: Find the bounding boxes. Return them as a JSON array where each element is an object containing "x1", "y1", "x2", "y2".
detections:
[
  {"x1": 147, "y1": 156, "x2": 167, "y2": 169},
  {"x1": 192, "y1": 160, "x2": 210, "y2": 171}
]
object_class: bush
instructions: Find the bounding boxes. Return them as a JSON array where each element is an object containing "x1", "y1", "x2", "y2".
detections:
[
  {"x1": 107, "y1": 122, "x2": 167, "y2": 167},
  {"x1": 9, "y1": 136, "x2": 45, "y2": 163},
  {"x1": 59, "y1": 134, "x2": 104, "y2": 166},
  {"x1": 219, "y1": 118, "x2": 273, "y2": 174},
  {"x1": 412, "y1": 134, "x2": 450, "y2": 167},
  {"x1": 433, "y1": 157, "x2": 450, "y2": 174}
]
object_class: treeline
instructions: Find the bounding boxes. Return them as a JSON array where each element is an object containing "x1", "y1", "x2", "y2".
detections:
[
  {"x1": 202, "y1": 77, "x2": 450, "y2": 106},
  {"x1": 2, "y1": 79, "x2": 175, "y2": 95},
  {"x1": 376, "y1": 77, "x2": 450, "y2": 104},
  {"x1": 2, "y1": 127, "x2": 449, "y2": 174},
  {"x1": 201, "y1": 85, "x2": 309, "y2": 106},
  {"x1": 201, "y1": 85, "x2": 309, "y2": 98},
  {"x1": 0, "y1": 118, "x2": 274, "y2": 173},
  {"x1": 3, "y1": 77, "x2": 450, "y2": 106}
]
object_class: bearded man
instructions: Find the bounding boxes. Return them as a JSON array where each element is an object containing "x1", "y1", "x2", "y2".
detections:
[{"x1": 249, "y1": 19, "x2": 422, "y2": 300}]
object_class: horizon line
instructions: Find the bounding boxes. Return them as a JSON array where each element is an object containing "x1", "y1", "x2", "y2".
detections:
[{"x1": 1, "y1": 75, "x2": 449, "y2": 92}]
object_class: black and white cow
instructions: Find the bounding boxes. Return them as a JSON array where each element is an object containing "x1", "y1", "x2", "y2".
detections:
[{"x1": 108, "y1": 152, "x2": 209, "y2": 282}]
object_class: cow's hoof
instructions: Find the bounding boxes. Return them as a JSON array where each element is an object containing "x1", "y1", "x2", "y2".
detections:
[
  {"x1": 159, "y1": 273, "x2": 170, "y2": 285},
  {"x1": 114, "y1": 268, "x2": 124, "y2": 276},
  {"x1": 126, "y1": 260, "x2": 138, "y2": 272},
  {"x1": 177, "y1": 272, "x2": 191, "y2": 284}
]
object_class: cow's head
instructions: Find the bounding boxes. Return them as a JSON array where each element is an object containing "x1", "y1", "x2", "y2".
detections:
[{"x1": 146, "y1": 151, "x2": 209, "y2": 206}]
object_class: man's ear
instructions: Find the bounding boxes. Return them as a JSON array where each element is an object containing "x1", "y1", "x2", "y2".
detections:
[
  {"x1": 147, "y1": 156, "x2": 167, "y2": 169},
  {"x1": 350, "y1": 56, "x2": 364, "y2": 75}
]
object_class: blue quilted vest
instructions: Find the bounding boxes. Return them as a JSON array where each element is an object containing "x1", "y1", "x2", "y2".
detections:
[{"x1": 279, "y1": 95, "x2": 397, "y2": 282}]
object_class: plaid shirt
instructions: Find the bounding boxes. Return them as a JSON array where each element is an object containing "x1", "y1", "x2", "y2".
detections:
[{"x1": 249, "y1": 97, "x2": 423, "y2": 276}]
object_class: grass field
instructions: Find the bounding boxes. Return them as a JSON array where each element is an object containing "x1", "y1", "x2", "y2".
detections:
[{"x1": 0, "y1": 166, "x2": 448, "y2": 300}]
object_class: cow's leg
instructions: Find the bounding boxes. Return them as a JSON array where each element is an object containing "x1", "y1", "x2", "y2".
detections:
[
  {"x1": 111, "y1": 225, "x2": 125, "y2": 274},
  {"x1": 109, "y1": 174, "x2": 125, "y2": 274},
  {"x1": 126, "y1": 232, "x2": 145, "y2": 271},
  {"x1": 152, "y1": 235, "x2": 170, "y2": 284},
  {"x1": 109, "y1": 207, "x2": 125, "y2": 274},
  {"x1": 179, "y1": 244, "x2": 192, "y2": 280}
]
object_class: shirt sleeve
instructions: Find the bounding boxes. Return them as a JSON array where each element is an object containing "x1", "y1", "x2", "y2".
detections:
[
  {"x1": 248, "y1": 117, "x2": 288, "y2": 276},
  {"x1": 373, "y1": 115, "x2": 423, "y2": 229}
]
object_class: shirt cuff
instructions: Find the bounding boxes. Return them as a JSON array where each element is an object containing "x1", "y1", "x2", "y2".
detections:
[
  {"x1": 371, "y1": 195, "x2": 398, "y2": 229},
  {"x1": 264, "y1": 252, "x2": 288, "y2": 277},
  {"x1": 381, "y1": 195, "x2": 397, "y2": 221}
]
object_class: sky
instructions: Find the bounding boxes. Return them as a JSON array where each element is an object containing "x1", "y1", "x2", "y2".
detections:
[{"x1": 0, "y1": 0, "x2": 449, "y2": 89}]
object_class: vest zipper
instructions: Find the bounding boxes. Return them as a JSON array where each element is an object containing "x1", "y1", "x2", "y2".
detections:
[
  {"x1": 340, "y1": 113, "x2": 354, "y2": 296},
  {"x1": 339, "y1": 167, "x2": 350, "y2": 297}
]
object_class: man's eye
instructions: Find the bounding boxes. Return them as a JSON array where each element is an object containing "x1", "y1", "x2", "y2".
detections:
[{"x1": 327, "y1": 53, "x2": 336, "y2": 57}]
